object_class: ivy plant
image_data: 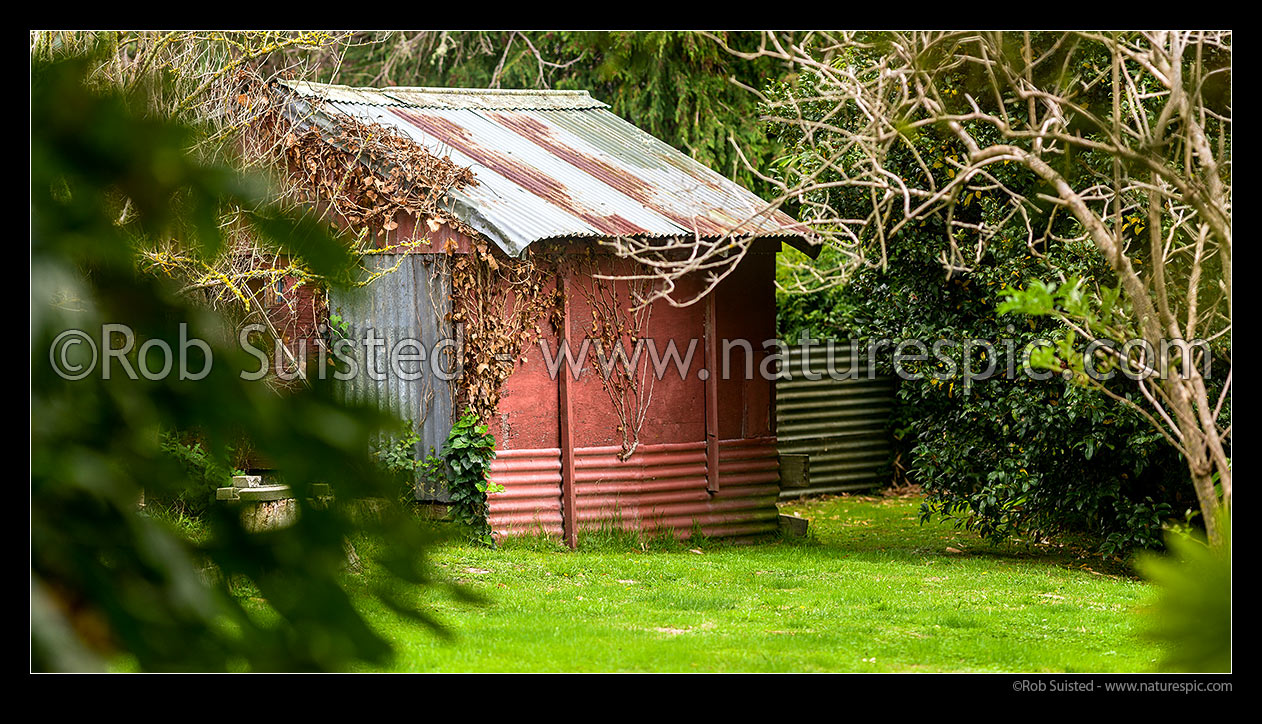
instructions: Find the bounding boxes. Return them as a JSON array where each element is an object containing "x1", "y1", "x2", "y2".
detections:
[{"x1": 439, "y1": 411, "x2": 502, "y2": 546}]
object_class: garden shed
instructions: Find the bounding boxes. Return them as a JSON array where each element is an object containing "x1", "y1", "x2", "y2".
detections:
[{"x1": 265, "y1": 81, "x2": 814, "y2": 545}]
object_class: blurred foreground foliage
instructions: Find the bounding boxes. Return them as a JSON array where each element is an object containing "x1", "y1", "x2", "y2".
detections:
[
  {"x1": 31, "y1": 53, "x2": 459, "y2": 671},
  {"x1": 1137, "y1": 514, "x2": 1232, "y2": 673}
]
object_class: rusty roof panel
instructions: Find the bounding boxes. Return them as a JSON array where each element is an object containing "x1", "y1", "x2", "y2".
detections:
[{"x1": 282, "y1": 81, "x2": 811, "y2": 257}]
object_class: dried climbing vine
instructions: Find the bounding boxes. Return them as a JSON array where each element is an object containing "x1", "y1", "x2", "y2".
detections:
[
  {"x1": 568, "y1": 254, "x2": 657, "y2": 460},
  {"x1": 141, "y1": 76, "x2": 480, "y2": 310},
  {"x1": 247, "y1": 83, "x2": 479, "y2": 245},
  {"x1": 450, "y1": 243, "x2": 563, "y2": 425},
  {"x1": 449, "y1": 247, "x2": 660, "y2": 456},
  {"x1": 140, "y1": 80, "x2": 482, "y2": 385}
]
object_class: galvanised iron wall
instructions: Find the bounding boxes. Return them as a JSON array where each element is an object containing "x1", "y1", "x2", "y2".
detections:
[
  {"x1": 776, "y1": 345, "x2": 897, "y2": 497},
  {"x1": 330, "y1": 253, "x2": 455, "y2": 501}
]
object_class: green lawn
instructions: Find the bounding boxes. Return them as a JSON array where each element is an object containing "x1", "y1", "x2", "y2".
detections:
[{"x1": 344, "y1": 493, "x2": 1164, "y2": 672}]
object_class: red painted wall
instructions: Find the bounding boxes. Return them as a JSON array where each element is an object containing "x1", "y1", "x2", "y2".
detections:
[
  {"x1": 488, "y1": 241, "x2": 781, "y2": 540},
  {"x1": 490, "y1": 246, "x2": 777, "y2": 454}
]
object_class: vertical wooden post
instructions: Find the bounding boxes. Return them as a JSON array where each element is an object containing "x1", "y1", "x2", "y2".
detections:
[
  {"x1": 703, "y1": 291, "x2": 720, "y2": 493},
  {"x1": 558, "y1": 275, "x2": 579, "y2": 549}
]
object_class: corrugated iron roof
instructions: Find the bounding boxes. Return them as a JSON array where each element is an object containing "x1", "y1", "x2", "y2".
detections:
[
  {"x1": 284, "y1": 81, "x2": 609, "y2": 111},
  {"x1": 279, "y1": 80, "x2": 814, "y2": 257}
]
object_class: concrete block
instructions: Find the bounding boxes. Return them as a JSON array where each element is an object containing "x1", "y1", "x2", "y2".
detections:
[
  {"x1": 232, "y1": 475, "x2": 262, "y2": 489},
  {"x1": 778, "y1": 454, "x2": 811, "y2": 489},
  {"x1": 778, "y1": 514, "x2": 809, "y2": 538},
  {"x1": 235, "y1": 484, "x2": 293, "y2": 502}
]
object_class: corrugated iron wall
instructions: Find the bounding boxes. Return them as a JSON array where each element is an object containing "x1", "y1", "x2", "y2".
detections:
[
  {"x1": 330, "y1": 254, "x2": 455, "y2": 501},
  {"x1": 776, "y1": 345, "x2": 897, "y2": 497},
  {"x1": 487, "y1": 447, "x2": 564, "y2": 536},
  {"x1": 488, "y1": 438, "x2": 779, "y2": 540}
]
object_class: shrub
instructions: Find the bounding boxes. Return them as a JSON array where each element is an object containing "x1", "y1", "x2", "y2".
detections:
[
  {"x1": 778, "y1": 235, "x2": 1192, "y2": 554},
  {"x1": 373, "y1": 420, "x2": 442, "y2": 505},
  {"x1": 767, "y1": 53, "x2": 1200, "y2": 554}
]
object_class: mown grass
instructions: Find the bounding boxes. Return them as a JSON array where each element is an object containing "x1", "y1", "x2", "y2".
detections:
[{"x1": 339, "y1": 493, "x2": 1163, "y2": 672}]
